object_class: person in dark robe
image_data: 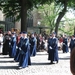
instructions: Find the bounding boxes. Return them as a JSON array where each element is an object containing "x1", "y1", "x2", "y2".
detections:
[
  {"x1": 62, "y1": 35, "x2": 69, "y2": 53},
  {"x1": 52, "y1": 32, "x2": 59, "y2": 63},
  {"x1": 48, "y1": 32, "x2": 59, "y2": 64},
  {"x1": 19, "y1": 31, "x2": 31, "y2": 68},
  {"x1": 48, "y1": 34, "x2": 53, "y2": 63},
  {"x1": 29, "y1": 33, "x2": 37, "y2": 56},
  {"x1": 3, "y1": 31, "x2": 12, "y2": 55},
  {"x1": 14, "y1": 32, "x2": 24, "y2": 62},
  {"x1": 10, "y1": 32, "x2": 17, "y2": 58}
]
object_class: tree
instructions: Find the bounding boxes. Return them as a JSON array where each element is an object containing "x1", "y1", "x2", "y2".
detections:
[
  {"x1": 37, "y1": 3, "x2": 60, "y2": 33},
  {"x1": 0, "y1": 0, "x2": 52, "y2": 31},
  {"x1": 36, "y1": 0, "x2": 75, "y2": 35},
  {"x1": 54, "y1": 0, "x2": 75, "y2": 35}
]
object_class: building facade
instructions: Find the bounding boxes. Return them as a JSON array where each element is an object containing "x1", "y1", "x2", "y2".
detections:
[{"x1": 0, "y1": 9, "x2": 42, "y2": 33}]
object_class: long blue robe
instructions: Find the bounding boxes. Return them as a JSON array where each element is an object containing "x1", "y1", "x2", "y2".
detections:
[
  {"x1": 30, "y1": 37, "x2": 36, "y2": 56},
  {"x1": 52, "y1": 38, "x2": 59, "y2": 62},
  {"x1": 48, "y1": 37, "x2": 59, "y2": 63},
  {"x1": 19, "y1": 38, "x2": 31, "y2": 68},
  {"x1": 10, "y1": 36, "x2": 16, "y2": 58},
  {"x1": 48, "y1": 37, "x2": 53, "y2": 60},
  {"x1": 14, "y1": 37, "x2": 23, "y2": 62}
]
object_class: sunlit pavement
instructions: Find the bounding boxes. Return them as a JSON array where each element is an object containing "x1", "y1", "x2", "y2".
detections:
[{"x1": 0, "y1": 50, "x2": 72, "y2": 75}]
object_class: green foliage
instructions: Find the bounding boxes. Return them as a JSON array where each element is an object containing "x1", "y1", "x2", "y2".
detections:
[
  {"x1": 0, "y1": 0, "x2": 53, "y2": 21},
  {"x1": 37, "y1": 3, "x2": 62, "y2": 33},
  {"x1": 37, "y1": 0, "x2": 75, "y2": 35},
  {"x1": 1, "y1": 0, "x2": 75, "y2": 32},
  {"x1": 59, "y1": 16, "x2": 75, "y2": 36},
  {"x1": 59, "y1": 27, "x2": 73, "y2": 36},
  {"x1": 0, "y1": 0, "x2": 54, "y2": 31}
]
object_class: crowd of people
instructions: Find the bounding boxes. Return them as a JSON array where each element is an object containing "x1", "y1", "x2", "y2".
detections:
[{"x1": 0, "y1": 30, "x2": 75, "y2": 69}]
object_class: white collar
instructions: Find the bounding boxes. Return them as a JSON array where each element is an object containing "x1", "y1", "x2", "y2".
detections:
[{"x1": 53, "y1": 37, "x2": 56, "y2": 39}]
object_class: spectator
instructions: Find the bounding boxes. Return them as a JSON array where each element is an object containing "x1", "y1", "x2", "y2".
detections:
[{"x1": 0, "y1": 33, "x2": 3, "y2": 54}]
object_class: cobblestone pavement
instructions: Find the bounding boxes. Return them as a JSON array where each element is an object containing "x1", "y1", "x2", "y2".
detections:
[{"x1": 0, "y1": 51, "x2": 72, "y2": 75}]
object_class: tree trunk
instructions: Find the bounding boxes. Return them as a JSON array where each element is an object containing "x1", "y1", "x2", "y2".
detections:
[
  {"x1": 55, "y1": 1, "x2": 67, "y2": 36},
  {"x1": 21, "y1": 0, "x2": 27, "y2": 31}
]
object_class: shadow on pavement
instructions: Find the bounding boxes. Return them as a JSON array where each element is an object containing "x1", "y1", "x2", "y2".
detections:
[
  {"x1": 59, "y1": 56, "x2": 70, "y2": 60},
  {"x1": 0, "y1": 60, "x2": 14, "y2": 63},
  {"x1": 0, "y1": 66, "x2": 18, "y2": 69},
  {"x1": 31, "y1": 62, "x2": 54, "y2": 65}
]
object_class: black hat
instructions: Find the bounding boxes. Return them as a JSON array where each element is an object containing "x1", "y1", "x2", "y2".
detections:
[
  {"x1": 23, "y1": 31, "x2": 27, "y2": 34},
  {"x1": 20, "y1": 32, "x2": 23, "y2": 34}
]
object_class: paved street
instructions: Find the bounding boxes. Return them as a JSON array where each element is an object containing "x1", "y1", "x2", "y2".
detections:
[{"x1": 0, "y1": 51, "x2": 72, "y2": 75}]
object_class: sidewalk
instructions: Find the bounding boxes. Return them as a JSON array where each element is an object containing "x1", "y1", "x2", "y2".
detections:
[{"x1": 0, "y1": 51, "x2": 72, "y2": 75}]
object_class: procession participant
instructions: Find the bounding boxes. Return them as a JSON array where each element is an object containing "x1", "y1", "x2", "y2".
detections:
[
  {"x1": 47, "y1": 34, "x2": 53, "y2": 63},
  {"x1": 10, "y1": 32, "x2": 17, "y2": 58},
  {"x1": 62, "y1": 35, "x2": 69, "y2": 53},
  {"x1": 19, "y1": 31, "x2": 31, "y2": 68},
  {"x1": 50, "y1": 32, "x2": 59, "y2": 64},
  {"x1": 29, "y1": 33, "x2": 37, "y2": 56},
  {"x1": 3, "y1": 31, "x2": 12, "y2": 55},
  {"x1": 16, "y1": 32, "x2": 21, "y2": 44},
  {"x1": 14, "y1": 32, "x2": 23, "y2": 62}
]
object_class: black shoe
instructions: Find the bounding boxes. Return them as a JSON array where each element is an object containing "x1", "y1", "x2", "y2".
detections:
[
  {"x1": 56, "y1": 60, "x2": 58, "y2": 63},
  {"x1": 50, "y1": 61, "x2": 54, "y2": 64}
]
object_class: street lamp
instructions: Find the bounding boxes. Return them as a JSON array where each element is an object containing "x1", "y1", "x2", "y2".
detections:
[
  {"x1": 37, "y1": 21, "x2": 41, "y2": 26},
  {"x1": 37, "y1": 21, "x2": 42, "y2": 34}
]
